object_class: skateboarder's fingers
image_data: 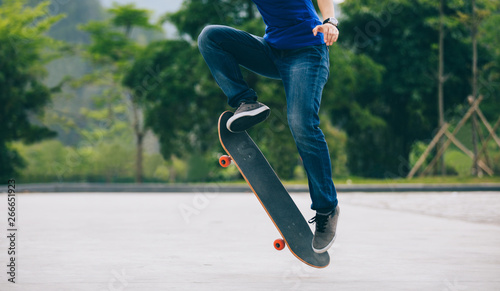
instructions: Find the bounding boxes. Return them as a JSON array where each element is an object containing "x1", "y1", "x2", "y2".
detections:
[
  {"x1": 326, "y1": 26, "x2": 339, "y2": 46},
  {"x1": 312, "y1": 25, "x2": 321, "y2": 36},
  {"x1": 332, "y1": 26, "x2": 339, "y2": 43},
  {"x1": 313, "y1": 24, "x2": 330, "y2": 38},
  {"x1": 326, "y1": 27, "x2": 334, "y2": 46},
  {"x1": 313, "y1": 25, "x2": 339, "y2": 46}
]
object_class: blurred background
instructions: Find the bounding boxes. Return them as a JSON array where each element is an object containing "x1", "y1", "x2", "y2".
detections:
[{"x1": 1, "y1": 0, "x2": 499, "y2": 185}]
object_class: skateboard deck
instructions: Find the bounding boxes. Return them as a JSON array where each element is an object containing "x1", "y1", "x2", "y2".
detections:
[{"x1": 218, "y1": 111, "x2": 330, "y2": 268}]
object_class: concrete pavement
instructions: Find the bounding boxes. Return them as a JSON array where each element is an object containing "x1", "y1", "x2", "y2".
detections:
[{"x1": 0, "y1": 192, "x2": 499, "y2": 290}]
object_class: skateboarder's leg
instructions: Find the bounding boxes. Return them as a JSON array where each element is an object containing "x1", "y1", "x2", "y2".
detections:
[
  {"x1": 198, "y1": 25, "x2": 279, "y2": 132},
  {"x1": 197, "y1": 25, "x2": 280, "y2": 108},
  {"x1": 279, "y1": 44, "x2": 339, "y2": 253},
  {"x1": 279, "y1": 44, "x2": 338, "y2": 213}
]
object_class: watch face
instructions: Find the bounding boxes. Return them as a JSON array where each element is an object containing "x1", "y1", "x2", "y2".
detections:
[
  {"x1": 329, "y1": 18, "x2": 339, "y2": 26},
  {"x1": 324, "y1": 17, "x2": 338, "y2": 26}
]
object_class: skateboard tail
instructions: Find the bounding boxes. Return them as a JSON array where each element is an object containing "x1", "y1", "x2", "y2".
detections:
[{"x1": 218, "y1": 111, "x2": 330, "y2": 268}]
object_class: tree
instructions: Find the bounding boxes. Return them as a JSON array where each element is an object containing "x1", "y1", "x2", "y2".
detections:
[
  {"x1": 79, "y1": 3, "x2": 161, "y2": 183},
  {"x1": 124, "y1": 39, "x2": 229, "y2": 181},
  {"x1": 338, "y1": 0, "x2": 477, "y2": 177},
  {"x1": 0, "y1": 0, "x2": 63, "y2": 181},
  {"x1": 478, "y1": 2, "x2": 500, "y2": 122},
  {"x1": 456, "y1": 0, "x2": 500, "y2": 176},
  {"x1": 417, "y1": 0, "x2": 464, "y2": 175}
]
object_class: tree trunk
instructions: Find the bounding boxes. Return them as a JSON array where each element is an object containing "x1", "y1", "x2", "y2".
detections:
[
  {"x1": 471, "y1": 0, "x2": 480, "y2": 176},
  {"x1": 471, "y1": 0, "x2": 478, "y2": 100},
  {"x1": 131, "y1": 98, "x2": 144, "y2": 184},
  {"x1": 247, "y1": 0, "x2": 254, "y2": 19},
  {"x1": 438, "y1": 0, "x2": 446, "y2": 176},
  {"x1": 136, "y1": 131, "x2": 144, "y2": 183},
  {"x1": 124, "y1": 28, "x2": 144, "y2": 183}
]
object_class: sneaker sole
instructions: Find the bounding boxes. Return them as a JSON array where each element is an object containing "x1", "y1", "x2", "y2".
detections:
[
  {"x1": 312, "y1": 233, "x2": 336, "y2": 254},
  {"x1": 227, "y1": 106, "x2": 270, "y2": 133}
]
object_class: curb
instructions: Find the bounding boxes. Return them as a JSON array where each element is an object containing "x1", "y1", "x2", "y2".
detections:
[{"x1": 5, "y1": 182, "x2": 500, "y2": 193}]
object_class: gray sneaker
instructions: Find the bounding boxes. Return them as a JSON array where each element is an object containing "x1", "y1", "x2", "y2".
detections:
[
  {"x1": 309, "y1": 205, "x2": 340, "y2": 253},
  {"x1": 226, "y1": 101, "x2": 270, "y2": 133}
]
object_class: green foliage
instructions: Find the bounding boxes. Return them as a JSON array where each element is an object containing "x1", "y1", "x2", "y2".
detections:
[
  {"x1": 409, "y1": 141, "x2": 431, "y2": 169},
  {"x1": 322, "y1": 44, "x2": 386, "y2": 177},
  {"x1": 143, "y1": 153, "x2": 170, "y2": 181},
  {"x1": 109, "y1": 3, "x2": 158, "y2": 33},
  {"x1": 80, "y1": 3, "x2": 162, "y2": 64},
  {"x1": 490, "y1": 144, "x2": 500, "y2": 174},
  {"x1": 81, "y1": 21, "x2": 136, "y2": 63},
  {"x1": 0, "y1": 144, "x2": 25, "y2": 181},
  {"x1": 13, "y1": 139, "x2": 175, "y2": 183},
  {"x1": 334, "y1": 0, "x2": 496, "y2": 177},
  {"x1": 477, "y1": 4, "x2": 500, "y2": 120},
  {"x1": 124, "y1": 40, "x2": 209, "y2": 158},
  {"x1": 455, "y1": 0, "x2": 498, "y2": 29},
  {"x1": 165, "y1": 0, "x2": 257, "y2": 39},
  {"x1": 0, "y1": 0, "x2": 63, "y2": 180},
  {"x1": 90, "y1": 139, "x2": 135, "y2": 182},
  {"x1": 13, "y1": 140, "x2": 70, "y2": 182},
  {"x1": 76, "y1": 3, "x2": 162, "y2": 183},
  {"x1": 409, "y1": 140, "x2": 488, "y2": 177},
  {"x1": 7, "y1": 0, "x2": 500, "y2": 183},
  {"x1": 322, "y1": 116, "x2": 349, "y2": 177},
  {"x1": 444, "y1": 149, "x2": 472, "y2": 176}
]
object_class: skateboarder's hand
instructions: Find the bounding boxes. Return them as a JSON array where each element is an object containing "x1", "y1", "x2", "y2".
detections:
[{"x1": 312, "y1": 24, "x2": 339, "y2": 46}]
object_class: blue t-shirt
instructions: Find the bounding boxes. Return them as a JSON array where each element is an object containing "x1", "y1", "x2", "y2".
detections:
[{"x1": 252, "y1": 0, "x2": 324, "y2": 49}]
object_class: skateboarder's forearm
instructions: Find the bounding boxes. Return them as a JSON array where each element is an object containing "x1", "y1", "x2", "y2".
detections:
[
  {"x1": 313, "y1": 0, "x2": 339, "y2": 46},
  {"x1": 317, "y1": 0, "x2": 335, "y2": 20}
]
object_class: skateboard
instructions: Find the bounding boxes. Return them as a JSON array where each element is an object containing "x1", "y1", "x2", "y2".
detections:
[{"x1": 218, "y1": 111, "x2": 330, "y2": 268}]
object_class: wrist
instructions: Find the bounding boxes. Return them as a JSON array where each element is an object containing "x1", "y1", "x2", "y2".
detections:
[
  {"x1": 322, "y1": 17, "x2": 339, "y2": 27},
  {"x1": 322, "y1": 17, "x2": 339, "y2": 33}
]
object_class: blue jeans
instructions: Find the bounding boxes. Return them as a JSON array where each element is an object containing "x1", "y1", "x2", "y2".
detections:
[{"x1": 198, "y1": 25, "x2": 338, "y2": 213}]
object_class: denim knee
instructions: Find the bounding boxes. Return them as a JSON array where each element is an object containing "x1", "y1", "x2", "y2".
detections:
[
  {"x1": 288, "y1": 112, "x2": 320, "y2": 137},
  {"x1": 288, "y1": 115, "x2": 309, "y2": 139},
  {"x1": 198, "y1": 25, "x2": 224, "y2": 51},
  {"x1": 198, "y1": 25, "x2": 212, "y2": 51}
]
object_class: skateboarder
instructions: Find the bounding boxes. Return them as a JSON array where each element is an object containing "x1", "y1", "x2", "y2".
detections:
[{"x1": 198, "y1": 0, "x2": 340, "y2": 253}]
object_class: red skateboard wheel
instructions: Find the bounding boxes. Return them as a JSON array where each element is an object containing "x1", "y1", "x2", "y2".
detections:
[
  {"x1": 274, "y1": 238, "x2": 285, "y2": 251},
  {"x1": 219, "y1": 155, "x2": 232, "y2": 167}
]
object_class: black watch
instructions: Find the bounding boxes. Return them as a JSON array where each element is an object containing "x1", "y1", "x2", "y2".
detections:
[{"x1": 323, "y1": 17, "x2": 339, "y2": 28}]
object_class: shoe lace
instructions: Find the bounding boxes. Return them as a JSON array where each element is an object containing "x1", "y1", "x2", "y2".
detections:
[{"x1": 308, "y1": 214, "x2": 328, "y2": 233}]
